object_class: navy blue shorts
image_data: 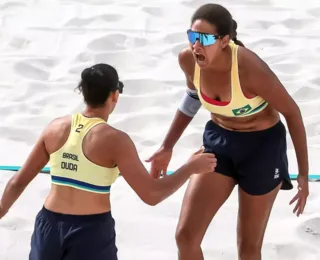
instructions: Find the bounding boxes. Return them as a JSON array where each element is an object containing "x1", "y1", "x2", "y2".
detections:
[
  {"x1": 29, "y1": 207, "x2": 118, "y2": 260},
  {"x1": 203, "y1": 119, "x2": 293, "y2": 195}
]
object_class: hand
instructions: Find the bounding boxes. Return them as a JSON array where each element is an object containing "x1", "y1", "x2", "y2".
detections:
[
  {"x1": 145, "y1": 146, "x2": 173, "y2": 179},
  {"x1": 185, "y1": 147, "x2": 217, "y2": 174},
  {"x1": 289, "y1": 174, "x2": 309, "y2": 217}
]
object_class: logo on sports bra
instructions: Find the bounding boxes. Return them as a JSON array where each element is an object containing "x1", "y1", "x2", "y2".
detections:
[{"x1": 232, "y1": 104, "x2": 252, "y2": 116}]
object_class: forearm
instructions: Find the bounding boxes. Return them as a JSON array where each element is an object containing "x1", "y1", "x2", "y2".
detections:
[
  {"x1": 0, "y1": 176, "x2": 26, "y2": 213},
  {"x1": 285, "y1": 111, "x2": 309, "y2": 177},
  {"x1": 162, "y1": 110, "x2": 193, "y2": 149},
  {"x1": 149, "y1": 164, "x2": 191, "y2": 204}
]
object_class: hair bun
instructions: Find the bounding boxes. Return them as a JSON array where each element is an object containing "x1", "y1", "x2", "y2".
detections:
[{"x1": 81, "y1": 67, "x2": 103, "y2": 83}]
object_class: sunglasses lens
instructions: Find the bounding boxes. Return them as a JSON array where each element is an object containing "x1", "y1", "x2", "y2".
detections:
[
  {"x1": 187, "y1": 30, "x2": 198, "y2": 44},
  {"x1": 187, "y1": 30, "x2": 216, "y2": 46},
  {"x1": 200, "y1": 34, "x2": 216, "y2": 46}
]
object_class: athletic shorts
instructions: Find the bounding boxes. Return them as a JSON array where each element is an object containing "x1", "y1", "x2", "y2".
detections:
[
  {"x1": 29, "y1": 206, "x2": 118, "y2": 260},
  {"x1": 203, "y1": 119, "x2": 293, "y2": 195}
]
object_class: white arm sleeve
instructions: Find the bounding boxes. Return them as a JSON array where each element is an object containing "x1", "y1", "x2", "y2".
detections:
[{"x1": 178, "y1": 88, "x2": 202, "y2": 117}]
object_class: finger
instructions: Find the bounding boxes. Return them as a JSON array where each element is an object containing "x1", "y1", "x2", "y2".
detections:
[
  {"x1": 298, "y1": 199, "x2": 306, "y2": 216},
  {"x1": 301, "y1": 198, "x2": 307, "y2": 214},
  {"x1": 193, "y1": 146, "x2": 205, "y2": 155},
  {"x1": 154, "y1": 170, "x2": 161, "y2": 179},
  {"x1": 289, "y1": 193, "x2": 299, "y2": 205},
  {"x1": 293, "y1": 198, "x2": 301, "y2": 214},
  {"x1": 145, "y1": 155, "x2": 155, "y2": 162},
  {"x1": 150, "y1": 164, "x2": 160, "y2": 179},
  {"x1": 162, "y1": 167, "x2": 168, "y2": 177},
  {"x1": 210, "y1": 162, "x2": 216, "y2": 172}
]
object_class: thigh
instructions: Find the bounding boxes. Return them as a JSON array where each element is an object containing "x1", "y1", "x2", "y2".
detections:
[
  {"x1": 29, "y1": 210, "x2": 63, "y2": 260},
  {"x1": 237, "y1": 126, "x2": 293, "y2": 196},
  {"x1": 63, "y1": 220, "x2": 118, "y2": 260},
  {"x1": 237, "y1": 183, "x2": 281, "y2": 248},
  {"x1": 176, "y1": 172, "x2": 236, "y2": 243}
]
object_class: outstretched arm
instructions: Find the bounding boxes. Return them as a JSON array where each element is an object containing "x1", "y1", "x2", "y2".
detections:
[
  {"x1": 0, "y1": 127, "x2": 50, "y2": 218},
  {"x1": 113, "y1": 131, "x2": 215, "y2": 206}
]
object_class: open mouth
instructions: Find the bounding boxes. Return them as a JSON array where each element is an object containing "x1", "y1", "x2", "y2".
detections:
[{"x1": 195, "y1": 53, "x2": 206, "y2": 63}]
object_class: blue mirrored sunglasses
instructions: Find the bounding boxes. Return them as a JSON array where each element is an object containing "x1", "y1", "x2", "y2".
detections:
[{"x1": 187, "y1": 29, "x2": 222, "y2": 46}]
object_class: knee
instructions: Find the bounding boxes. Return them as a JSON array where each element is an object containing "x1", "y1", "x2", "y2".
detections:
[
  {"x1": 175, "y1": 225, "x2": 199, "y2": 249},
  {"x1": 238, "y1": 240, "x2": 262, "y2": 260}
]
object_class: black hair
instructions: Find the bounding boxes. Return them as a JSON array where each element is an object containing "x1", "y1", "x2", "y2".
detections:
[
  {"x1": 191, "y1": 4, "x2": 245, "y2": 47},
  {"x1": 76, "y1": 63, "x2": 124, "y2": 108}
]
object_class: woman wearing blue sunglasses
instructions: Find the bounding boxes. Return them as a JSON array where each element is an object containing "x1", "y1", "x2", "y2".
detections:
[{"x1": 146, "y1": 3, "x2": 309, "y2": 260}]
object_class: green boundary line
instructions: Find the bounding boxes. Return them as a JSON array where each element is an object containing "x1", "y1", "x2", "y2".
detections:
[{"x1": 0, "y1": 165, "x2": 319, "y2": 180}]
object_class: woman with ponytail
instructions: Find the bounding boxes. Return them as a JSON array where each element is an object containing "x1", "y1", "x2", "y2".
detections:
[{"x1": 147, "y1": 3, "x2": 309, "y2": 260}]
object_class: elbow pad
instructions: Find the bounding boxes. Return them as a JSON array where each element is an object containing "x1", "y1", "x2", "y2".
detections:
[{"x1": 178, "y1": 89, "x2": 202, "y2": 117}]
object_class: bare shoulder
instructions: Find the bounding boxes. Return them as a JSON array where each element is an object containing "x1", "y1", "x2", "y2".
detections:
[
  {"x1": 44, "y1": 115, "x2": 72, "y2": 137},
  {"x1": 178, "y1": 47, "x2": 197, "y2": 89},
  {"x1": 178, "y1": 47, "x2": 195, "y2": 78},
  {"x1": 237, "y1": 46, "x2": 271, "y2": 75},
  {"x1": 95, "y1": 124, "x2": 132, "y2": 148}
]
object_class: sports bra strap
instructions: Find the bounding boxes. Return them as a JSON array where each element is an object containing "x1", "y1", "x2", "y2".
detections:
[{"x1": 193, "y1": 62, "x2": 200, "y2": 90}]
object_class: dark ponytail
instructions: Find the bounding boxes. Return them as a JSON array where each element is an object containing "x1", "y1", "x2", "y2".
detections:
[{"x1": 231, "y1": 19, "x2": 245, "y2": 47}]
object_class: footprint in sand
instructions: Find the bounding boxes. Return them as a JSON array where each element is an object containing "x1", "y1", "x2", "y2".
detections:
[
  {"x1": 271, "y1": 63, "x2": 301, "y2": 75},
  {"x1": 65, "y1": 0, "x2": 115, "y2": 5},
  {"x1": 74, "y1": 51, "x2": 94, "y2": 63},
  {"x1": 141, "y1": 6, "x2": 164, "y2": 17},
  {"x1": 181, "y1": 0, "x2": 212, "y2": 8},
  {"x1": 13, "y1": 59, "x2": 57, "y2": 81},
  {"x1": 64, "y1": 14, "x2": 123, "y2": 27},
  {"x1": 0, "y1": 217, "x2": 29, "y2": 231},
  {"x1": 291, "y1": 86, "x2": 320, "y2": 102},
  {"x1": 307, "y1": 7, "x2": 320, "y2": 18},
  {"x1": 0, "y1": 125, "x2": 37, "y2": 145},
  {"x1": 172, "y1": 43, "x2": 188, "y2": 56},
  {"x1": 8, "y1": 37, "x2": 30, "y2": 50},
  {"x1": 140, "y1": 139, "x2": 158, "y2": 147},
  {"x1": 250, "y1": 38, "x2": 287, "y2": 49},
  {"x1": 246, "y1": 21, "x2": 275, "y2": 30},
  {"x1": 297, "y1": 217, "x2": 320, "y2": 246},
  {"x1": 0, "y1": 1, "x2": 26, "y2": 10},
  {"x1": 282, "y1": 18, "x2": 313, "y2": 30},
  {"x1": 164, "y1": 32, "x2": 187, "y2": 44},
  {"x1": 265, "y1": 242, "x2": 319, "y2": 259},
  {"x1": 311, "y1": 77, "x2": 320, "y2": 87},
  {"x1": 87, "y1": 34, "x2": 147, "y2": 52}
]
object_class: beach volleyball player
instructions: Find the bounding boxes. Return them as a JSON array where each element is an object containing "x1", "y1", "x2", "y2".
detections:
[
  {"x1": 0, "y1": 63, "x2": 217, "y2": 260},
  {"x1": 147, "y1": 4, "x2": 309, "y2": 260}
]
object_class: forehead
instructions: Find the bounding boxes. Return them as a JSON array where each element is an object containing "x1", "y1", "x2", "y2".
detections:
[{"x1": 191, "y1": 19, "x2": 217, "y2": 34}]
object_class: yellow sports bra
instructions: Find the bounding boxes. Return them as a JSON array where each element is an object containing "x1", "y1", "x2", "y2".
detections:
[
  {"x1": 49, "y1": 113, "x2": 119, "y2": 194},
  {"x1": 193, "y1": 42, "x2": 268, "y2": 117}
]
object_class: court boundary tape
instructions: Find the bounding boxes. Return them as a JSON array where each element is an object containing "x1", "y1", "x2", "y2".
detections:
[{"x1": 0, "y1": 165, "x2": 320, "y2": 180}]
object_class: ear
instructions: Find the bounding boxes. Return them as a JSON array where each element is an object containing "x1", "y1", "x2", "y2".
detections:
[
  {"x1": 220, "y1": 35, "x2": 230, "y2": 49},
  {"x1": 111, "y1": 91, "x2": 119, "y2": 103}
]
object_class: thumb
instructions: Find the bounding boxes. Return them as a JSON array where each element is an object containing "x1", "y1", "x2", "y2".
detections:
[
  {"x1": 193, "y1": 146, "x2": 205, "y2": 155},
  {"x1": 145, "y1": 154, "x2": 155, "y2": 162}
]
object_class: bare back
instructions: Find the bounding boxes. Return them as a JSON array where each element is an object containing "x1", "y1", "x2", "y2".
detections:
[{"x1": 44, "y1": 115, "x2": 122, "y2": 215}]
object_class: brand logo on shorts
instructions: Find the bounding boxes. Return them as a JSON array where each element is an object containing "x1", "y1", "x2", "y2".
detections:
[
  {"x1": 274, "y1": 168, "x2": 279, "y2": 179},
  {"x1": 232, "y1": 104, "x2": 252, "y2": 116}
]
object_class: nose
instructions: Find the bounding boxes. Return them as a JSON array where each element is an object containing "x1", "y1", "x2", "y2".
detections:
[{"x1": 193, "y1": 40, "x2": 203, "y2": 52}]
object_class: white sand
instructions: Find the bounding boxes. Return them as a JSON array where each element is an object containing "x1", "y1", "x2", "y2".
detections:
[{"x1": 0, "y1": 0, "x2": 320, "y2": 259}]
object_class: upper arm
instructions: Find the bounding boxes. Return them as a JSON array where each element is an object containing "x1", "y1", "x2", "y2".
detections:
[
  {"x1": 14, "y1": 125, "x2": 51, "y2": 187},
  {"x1": 178, "y1": 48, "x2": 196, "y2": 91},
  {"x1": 243, "y1": 50, "x2": 300, "y2": 118},
  {"x1": 112, "y1": 131, "x2": 152, "y2": 201}
]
